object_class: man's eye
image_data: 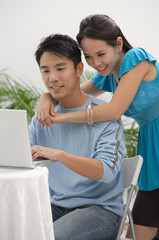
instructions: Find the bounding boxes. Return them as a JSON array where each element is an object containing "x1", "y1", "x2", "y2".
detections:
[
  {"x1": 42, "y1": 70, "x2": 49, "y2": 73},
  {"x1": 98, "y1": 53, "x2": 105, "y2": 57},
  {"x1": 58, "y1": 68, "x2": 65, "y2": 71}
]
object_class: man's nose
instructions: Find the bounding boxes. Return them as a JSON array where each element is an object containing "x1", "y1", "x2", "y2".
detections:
[{"x1": 49, "y1": 71, "x2": 58, "y2": 82}]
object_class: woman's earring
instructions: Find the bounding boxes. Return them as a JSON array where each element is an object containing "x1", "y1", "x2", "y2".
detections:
[{"x1": 118, "y1": 48, "x2": 122, "y2": 54}]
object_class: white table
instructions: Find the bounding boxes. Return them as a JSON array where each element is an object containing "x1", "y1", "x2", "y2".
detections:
[{"x1": 0, "y1": 166, "x2": 54, "y2": 240}]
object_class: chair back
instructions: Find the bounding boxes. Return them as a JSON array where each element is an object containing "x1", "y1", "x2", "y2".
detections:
[
  {"x1": 116, "y1": 156, "x2": 143, "y2": 240},
  {"x1": 122, "y1": 156, "x2": 143, "y2": 189}
]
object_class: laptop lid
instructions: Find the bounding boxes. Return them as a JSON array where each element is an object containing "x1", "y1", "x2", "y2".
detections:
[{"x1": 0, "y1": 109, "x2": 52, "y2": 168}]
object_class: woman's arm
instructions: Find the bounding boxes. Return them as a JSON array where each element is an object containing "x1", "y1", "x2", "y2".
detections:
[
  {"x1": 80, "y1": 79, "x2": 105, "y2": 96},
  {"x1": 36, "y1": 78, "x2": 104, "y2": 126},
  {"x1": 32, "y1": 145, "x2": 103, "y2": 180},
  {"x1": 50, "y1": 61, "x2": 153, "y2": 123},
  {"x1": 36, "y1": 92, "x2": 57, "y2": 127},
  {"x1": 92, "y1": 60, "x2": 154, "y2": 121}
]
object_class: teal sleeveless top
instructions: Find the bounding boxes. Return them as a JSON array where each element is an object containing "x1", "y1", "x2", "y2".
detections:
[{"x1": 92, "y1": 47, "x2": 159, "y2": 191}]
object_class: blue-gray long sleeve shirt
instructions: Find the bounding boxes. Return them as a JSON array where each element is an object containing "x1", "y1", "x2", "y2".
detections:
[{"x1": 29, "y1": 95, "x2": 127, "y2": 216}]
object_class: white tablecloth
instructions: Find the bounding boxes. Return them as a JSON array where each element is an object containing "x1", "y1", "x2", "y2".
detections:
[{"x1": 0, "y1": 166, "x2": 54, "y2": 240}]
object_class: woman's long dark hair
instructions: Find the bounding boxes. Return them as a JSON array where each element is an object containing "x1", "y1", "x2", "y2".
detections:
[{"x1": 76, "y1": 14, "x2": 132, "y2": 53}]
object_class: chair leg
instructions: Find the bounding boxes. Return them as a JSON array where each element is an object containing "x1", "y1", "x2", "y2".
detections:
[
  {"x1": 116, "y1": 212, "x2": 127, "y2": 240},
  {"x1": 127, "y1": 209, "x2": 136, "y2": 240},
  {"x1": 116, "y1": 185, "x2": 135, "y2": 240}
]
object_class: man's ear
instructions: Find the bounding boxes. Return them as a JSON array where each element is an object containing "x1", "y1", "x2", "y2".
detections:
[{"x1": 76, "y1": 62, "x2": 84, "y2": 78}]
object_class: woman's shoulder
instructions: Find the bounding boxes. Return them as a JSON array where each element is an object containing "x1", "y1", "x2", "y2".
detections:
[
  {"x1": 118, "y1": 47, "x2": 157, "y2": 79},
  {"x1": 125, "y1": 47, "x2": 155, "y2": 60},
  {"x1": 92, "y1": 73, "x2": 114, "y2": 92}
]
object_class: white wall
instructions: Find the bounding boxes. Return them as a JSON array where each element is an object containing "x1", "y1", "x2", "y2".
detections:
[{"x1": 0, "y1": 0, "x2": 159, "y2": 91}]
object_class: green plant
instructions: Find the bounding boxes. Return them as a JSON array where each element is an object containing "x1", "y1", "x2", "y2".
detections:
[
  {"x1": 0, "y1": 70, "x2": 42, "y2": 122},
  {"x1": 124, "y1": 121, "x2": 139, "y2": 157},
  {"x1": 80, "y1": 70, "x2": 96, "y2": 84}
]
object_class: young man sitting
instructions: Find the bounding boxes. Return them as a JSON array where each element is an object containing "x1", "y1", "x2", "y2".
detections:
[{"x1": 29, "y1": 34, "x2": 127, "y2": 240}]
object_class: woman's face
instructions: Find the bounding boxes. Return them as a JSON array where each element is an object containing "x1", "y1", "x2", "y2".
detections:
[{"x1": 81, "y1": 37, "x2": 123, "y2": 77}]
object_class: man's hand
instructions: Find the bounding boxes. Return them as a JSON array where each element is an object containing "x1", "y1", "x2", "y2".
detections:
[{"x1": 32, "y1": 145, "x2": 62, "y2": 161}]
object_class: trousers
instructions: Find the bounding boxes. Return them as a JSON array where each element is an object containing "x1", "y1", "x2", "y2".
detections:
[{"x1": 51, "y1": 204, "x2": 121, "y2": 240}]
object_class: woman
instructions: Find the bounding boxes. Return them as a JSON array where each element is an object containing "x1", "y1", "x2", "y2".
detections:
[{"x1": 37, "y1": 14, "x2": 159, "y2": 240}]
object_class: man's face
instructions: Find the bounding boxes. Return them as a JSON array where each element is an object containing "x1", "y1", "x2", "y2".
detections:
[{"x1": 40, "y1": 52, "x2": 81, "y2": 102}]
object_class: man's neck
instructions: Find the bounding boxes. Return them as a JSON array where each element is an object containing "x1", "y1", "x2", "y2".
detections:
[{"x1": 59, "y1": 91, "x2": 89, "y2": 109}]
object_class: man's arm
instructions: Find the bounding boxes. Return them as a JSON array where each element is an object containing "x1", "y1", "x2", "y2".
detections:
[
  {"x1": 29, "y1": 114, "x2": 39, "y2": 146},
  {"x1": 31, "y1": 118, "x2": 126, "y2": 181},
  {"x1": 32, "y1": 145, "x2": 103, "y2": 180}
]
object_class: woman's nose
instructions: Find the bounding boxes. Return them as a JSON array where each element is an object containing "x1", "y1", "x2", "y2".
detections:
[{"x1": 93, "y1": 58, "x2": 101, "y2": 68}]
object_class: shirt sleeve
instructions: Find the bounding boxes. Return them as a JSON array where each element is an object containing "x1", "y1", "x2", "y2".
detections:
[
  {"x1": 92, "y1": 119, "x2": 127, "y2": 184},
  {"x1": 29, "y1": 114, "x2": 39, "y2": 146},
  {"x1": 118, "y1": 47, "x2": 156, "y2": 80},
  {"x1": 92, "y1": 72, "x2": 113, "y2": 92}
]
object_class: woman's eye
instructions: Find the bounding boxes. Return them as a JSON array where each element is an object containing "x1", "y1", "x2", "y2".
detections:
[{"x1": 85, "y1": 55, "x2": 90, "y2": 59}]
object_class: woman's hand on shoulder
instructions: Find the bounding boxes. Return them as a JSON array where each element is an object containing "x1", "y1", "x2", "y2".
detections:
[
  {"x1": 36, "y1": 92, "x2": 56, "y2": 127},
  {"x1": 50, "y1": 112, "x2": 67, "y2": 124}
]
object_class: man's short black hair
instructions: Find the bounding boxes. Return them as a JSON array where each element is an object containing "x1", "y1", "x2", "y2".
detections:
[{"x1": 35, "y1": 34, "x2": 81, "y2": 68}]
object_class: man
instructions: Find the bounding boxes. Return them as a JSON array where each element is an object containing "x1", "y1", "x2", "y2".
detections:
[{"x1": 29, "y1": 34, "x2": 127, "y2": 240}]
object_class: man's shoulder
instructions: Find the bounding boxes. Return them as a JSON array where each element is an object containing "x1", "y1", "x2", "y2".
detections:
[
  {"x1": 89, "y1": 95, "x2": 107, "y2": 106},
  {"x1": 89, "y1": 95, "x2": 122, "y2": 127}
]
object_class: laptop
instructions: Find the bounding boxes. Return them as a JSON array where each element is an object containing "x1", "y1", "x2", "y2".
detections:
[{"x1": 0, "y1": 109, "x2": 53, "y2": 168}]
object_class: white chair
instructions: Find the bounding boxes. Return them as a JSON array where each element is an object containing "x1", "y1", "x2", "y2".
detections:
[{"x1": 116, "y1": 155, "x2": 143, "y2": 240}]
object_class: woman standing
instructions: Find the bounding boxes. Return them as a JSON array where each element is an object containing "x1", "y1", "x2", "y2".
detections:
[{"x1": 37, "y1": 14, "x2": 159, "y2": 240}]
